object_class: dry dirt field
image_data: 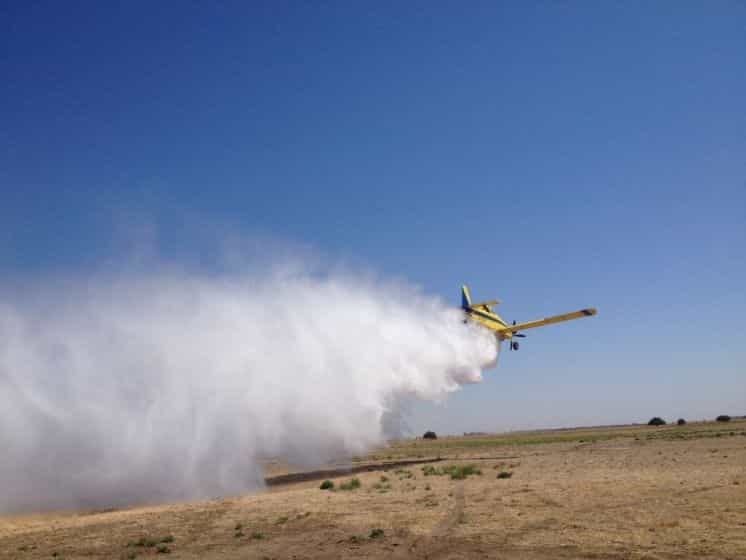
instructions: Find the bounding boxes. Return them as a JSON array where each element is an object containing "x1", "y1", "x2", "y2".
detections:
[{"x1": 2, "y1": 420, "x2": 745, "y2": 559}]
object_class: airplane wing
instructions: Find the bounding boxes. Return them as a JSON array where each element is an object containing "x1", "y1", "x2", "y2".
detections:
[{"x1": 498, "y1": 308, "x2": 597, "y2": 334}]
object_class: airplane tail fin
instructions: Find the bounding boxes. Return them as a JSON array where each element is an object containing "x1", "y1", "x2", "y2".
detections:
[{"x1": 461, "y1": 285, "x2": 472, "y2": 309}]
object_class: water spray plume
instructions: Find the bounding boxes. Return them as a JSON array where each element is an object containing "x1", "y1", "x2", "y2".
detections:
[{"x1": 0, "y1": 262, "x2": 497, "y2": 513}]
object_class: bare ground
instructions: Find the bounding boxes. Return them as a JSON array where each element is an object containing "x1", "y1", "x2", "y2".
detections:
[{"x1": 2, "y1": 421, "x2": 745, "y2": 559}]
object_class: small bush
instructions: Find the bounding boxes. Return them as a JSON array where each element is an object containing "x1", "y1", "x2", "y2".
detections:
[
  {"x1": 497, "y1": 471, "x2": 513, "y2": 479},
  {"x1": 648, "y1": 417, "x2": 666, "y2": 426},
  {"x1": 423, "y1": 464, "x2": 481, "y2": 479},
  {"x1": 129, "y1": 537, "x2": 158, "y2": 548},
  {"x1": 716, "y1": 415, "x2": 731, "y2": 422},
  {"x1": 159, "y1": 536, "x2": 174, "y2": 544},
  {"x1": 677, "y1": 418, "x2": 686, "y2": 426},
  {"x1": 251, "y1": 531, "x2": 265, "y2": 540},
  {"x1": 155, "y1": 544, "x2": 171, "y2": 554},
  {"x1": 339, "y1": 477, "x2": 361, "y2": 491},
  {"x1": 423, "y1": 431, "x2": 438, "y2": 439},
  {"x1": 372, "y1": 481, "x2": 391, "y2": 491},
  {"x1": 397, "y1": 469, "x2": 414, "y2": 480},
  {"x1": 320, "y1": 480, "x2": 334, "y2": 490},
  {"x1": 446, "y1": 464, "x2": 481, "y2": 480},
  {"x1": 234, "y1": 523, "x2": 243, "y2": 531},
  {"x1": 369, "y1": 528, "x2": 385, "y2": 539},
  {"x1": 276, "y1": 516, "x2": 288, "y2": 524},
  {"x1": 380, "y1": 475, "x2": 389, "y2": 483}
]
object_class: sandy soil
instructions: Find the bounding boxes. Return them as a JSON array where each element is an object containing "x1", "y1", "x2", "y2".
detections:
[{"x1": 2, "y1": 421, "x2": 745, "y2": 559}]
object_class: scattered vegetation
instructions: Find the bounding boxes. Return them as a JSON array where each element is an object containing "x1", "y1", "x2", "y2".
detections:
[
  {"x1": 422, "y1": 464, "x2": 481, "y2": 479},
  {"x1": 339, "y1": 477, "x2": 361, "y2": 490},
  {"x1": 372, "y1": 481, "x2": 392, "y2": 492},
  {"x1": 448, "y1": 464, "x2": 482, "y2": 480},
  {"x1": 648, "y1": 417, "x2": 666, "y2": 426},
  {"x1": 251, "y1": 531, "x2": 265, "y2": 540},
  {"x1": 276, "y1": 516, "x2": 288, "y2": 524},
  {"x1": 369, "y1": 528, "x2": 385, "y2": 539},
  {"x1": 423, "y1": 430, "x2": 438, "y2": 439},
  {"x1": 319, "y1": 480, "x2": 334, "y2": 490},
  {"x1": 128, "y1": 536, "x2": 172, "y2": 548},
  {"x1": 394, "y1": 468, "x2": 414, "y2": 479},
  {"x1": 418, "y1": 493, "x2": 439, "y2": 507},
  {"x1": 156, "y1": 544, "x2": 171, "y2": 554},
  {"x1": 497, "y1": 471, "x2": 513, "y2": 479},
  {"x1": 677, "y1": 418, "x2": 687, "y2": 425},
  {"x1": 717, "y1": 415, "x2": 731, "y2": 422}
]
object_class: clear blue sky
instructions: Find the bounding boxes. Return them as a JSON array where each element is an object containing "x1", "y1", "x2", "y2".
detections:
[{"x1": 2, "y1": 1, "x2": 744, "y2": 432}]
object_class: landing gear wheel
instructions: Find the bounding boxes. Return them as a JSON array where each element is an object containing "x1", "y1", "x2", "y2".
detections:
[{"x1": 511, "y1": 341, "x2": 520, "y2": 351}]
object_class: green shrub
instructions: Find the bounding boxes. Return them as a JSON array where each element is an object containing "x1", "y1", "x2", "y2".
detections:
[
  {"x1": 369, "y1": 528, "x2": 385, "y2": 539},
  {"x1": 320, "y1": 480, "x2": 334, "y2": 490},
  {"x1": 445, "y1": 464, "x2": 481, "y2": 480},
  {"x1": 155, "y1": 544, "x2": 171, "y2": 554},
  {"x1": 422, "y1": 464, "x2": 481, "y2": 479},
  {"x1": 648, "y1": 417, "x2": 666, "y2": 426},
  {"x1": 717, "y1": 415, "x2": 731, "y2": 422},
  {"x1": 339, "y1": 477, "x2": 361, "y2": 491},
  {"x1": 251, "y1": 531, "x2": 265, "y2": 540},
  {"x1": 497, "y1": 471, "x2": 513, "y2": 479}
]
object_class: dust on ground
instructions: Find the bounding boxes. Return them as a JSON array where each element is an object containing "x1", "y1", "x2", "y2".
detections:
[{"x1": 2, "y1": 420, "x2": 745, "y2": 559}]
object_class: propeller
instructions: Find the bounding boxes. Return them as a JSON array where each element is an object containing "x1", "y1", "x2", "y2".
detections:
[{"x1": 509, "y1": 320, "x2": 526, "y2": 351}]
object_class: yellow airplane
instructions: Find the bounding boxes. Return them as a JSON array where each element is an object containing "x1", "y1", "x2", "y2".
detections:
[{"x1": 461, "y1": 285, "x2": 597, "y2": 351}]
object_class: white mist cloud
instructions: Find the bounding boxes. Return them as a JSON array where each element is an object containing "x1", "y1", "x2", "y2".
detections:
[{"x1": 0, "y1": 262, "x2": 497, "y2": 513}]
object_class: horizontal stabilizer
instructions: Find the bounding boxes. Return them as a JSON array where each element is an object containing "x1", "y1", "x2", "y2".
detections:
[
  {"x1": 499, "y1": 308, "x2": 597, "y2": 334},
  {"x1": 470, "y1": 299, "x2": 501, "y2": 308}
]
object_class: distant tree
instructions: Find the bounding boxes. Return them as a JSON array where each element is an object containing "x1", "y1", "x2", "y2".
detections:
[
  {"x1": 716, "y1": 415, "x2": 731, "y2": 422},
  {"x1": 423, "y1": 430, "x2": 438, "y2": 440},
  {"x1": 677, "y1": 418, "x2": 686, "y2": 426},
  {"x1": 648, "y1": 417, "x2": 666, "y2": 426}
]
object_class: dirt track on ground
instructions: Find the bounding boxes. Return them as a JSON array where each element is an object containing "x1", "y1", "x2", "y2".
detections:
[{"x1": 2, "y1": 421, "x2": 745, "y2": 559}]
